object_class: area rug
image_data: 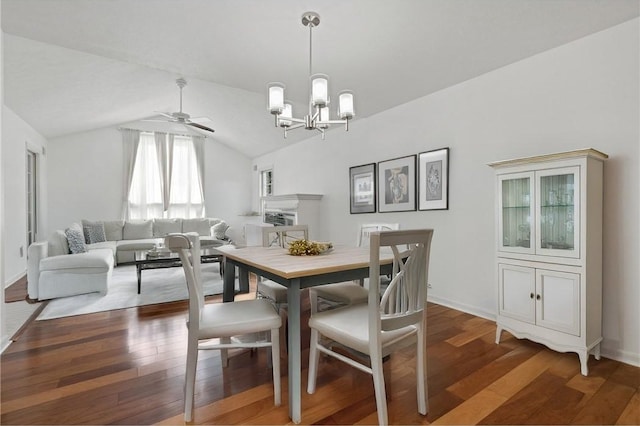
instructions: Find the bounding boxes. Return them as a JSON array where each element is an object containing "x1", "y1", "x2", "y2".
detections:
[{"x1": 37, "y1": 263, "x2": 231, "y2": 320}]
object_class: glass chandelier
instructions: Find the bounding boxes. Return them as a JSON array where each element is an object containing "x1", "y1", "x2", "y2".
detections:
[{"x1": 267, "y1": 12, "x2": 355, "y2": 139}]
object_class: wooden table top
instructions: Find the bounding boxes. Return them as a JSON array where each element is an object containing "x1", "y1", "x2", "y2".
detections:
[{"x1": 216, "y1": 244, "x2": 393, "y2": 280}]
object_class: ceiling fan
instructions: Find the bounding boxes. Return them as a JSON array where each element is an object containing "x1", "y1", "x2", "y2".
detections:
[{"x1": 145, "y1": 78, "x2": 215, "y2": 134}]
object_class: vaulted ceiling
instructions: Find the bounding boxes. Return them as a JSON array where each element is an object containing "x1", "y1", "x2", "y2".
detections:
[{"x1": 2, "y1": 0, "x2": 638, "y2": 158}]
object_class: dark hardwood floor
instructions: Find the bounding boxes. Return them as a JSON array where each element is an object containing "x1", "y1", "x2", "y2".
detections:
[
  {"x1": 1, "y1": 286, "x2": 638, "y2": 425},
  {"x1": 4, "y1": 274, "x2": 29, "y2": 303}
]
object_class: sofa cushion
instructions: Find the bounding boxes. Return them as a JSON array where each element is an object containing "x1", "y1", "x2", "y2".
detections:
[
  {"x1": 87, "y1": 241, "x2": 117, "y2": 260},
  {"x1": 65, "y1": 223, "x2": 87, "y2": 254},
  {"x1": 40, "y1": 249, "x2": 113, "y2": 273},
  {"x1": 48, "y1": 230, "x2": 70, "y2": 256},
  {"x1": 104, "y1": 220, "x2": 125, "y2": 241},
  {"x1": 182, "y1": 218, "x2": 211, "y2": 236},
  {"x1": 123, "y1": 220, "x2": 153, "y2": 239},
  {"x1": 153, "y1": 218, "x2": 182, "y2": 237},
  {"x1": 116, "y1": 238, "x2": 162, "y2": 252},
  {"x1": 211, "y1": 221, "x2": 229, "y2": 240},
  {"x1": 82, "y1": 220, "x2": 106, "y2": 244}
]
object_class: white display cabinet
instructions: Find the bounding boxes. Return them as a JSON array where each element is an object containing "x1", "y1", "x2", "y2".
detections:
[{"x1": 489, "y1": 148, "x2": 607, "y2": 375}]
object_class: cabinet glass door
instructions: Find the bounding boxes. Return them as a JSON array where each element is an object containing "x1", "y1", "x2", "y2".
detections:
[
  {"x1": 498, "y1": 172, "x2": 534, "y2": 254},
  {"x1": 536, "y1": 166, "x2": 580, "y2": 258}
]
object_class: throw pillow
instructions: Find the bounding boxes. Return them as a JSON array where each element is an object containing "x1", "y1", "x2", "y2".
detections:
[
  {"x1": 123, "y1": 220, "x2": 153, "y2": 240},
  {"x1": 153, "y1": 218, "x2": 182, "y2": 237},
  {"x1": 82, "y1": 220, "x2": 106, "y2": 244},
  {"x1": 48, "y1": 230, "x2": 70, "y2": 257},
  {"x1": 212, "y1": 221, "x2": 229, "y2": 240},
  {"x1": 65, "y1": 223, "x2": 87, "y2": 254},
  {"x1": 182, "y1": 218, "x2": 211, "y2": 236}
]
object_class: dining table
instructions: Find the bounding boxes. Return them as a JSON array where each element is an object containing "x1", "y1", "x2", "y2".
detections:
[{"x1": 217, "y1": 243, "x2": 394, "y2": 424}]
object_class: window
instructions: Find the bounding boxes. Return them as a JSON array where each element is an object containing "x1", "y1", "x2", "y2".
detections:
[
  {"x1": 128, "y1": 133, "x2": 163, "y2": 219},
  {"x1": 26, "y1": 149, "x2": 38, "y2": 246},
  {"x1": 260, "y1": 168, "x2": 273, "y2": 198},
  {"x1": 128, "y1": 132, "x2": 204, "y2": 219},
  {"x1": 167, "y1": 135, "x2": 204, "y2": 218}
]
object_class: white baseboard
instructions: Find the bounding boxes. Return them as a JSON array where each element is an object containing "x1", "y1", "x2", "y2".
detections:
[
  {"x1": 1, "y1": 337, "x2": 12, "y2": 354},
  {"x1": 600, "y1": 347, "x2": 640, "y2": 368},
  {"x1": 427, "y1": 294, "x2": 496, "y2": 321},
  {"x1": 426, "y1": 295, "x2": 640, "y2": 369}
]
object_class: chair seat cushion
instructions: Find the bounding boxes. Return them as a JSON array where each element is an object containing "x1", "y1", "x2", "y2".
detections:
[
  {"x1": 312, "y1": 282, "x2": 368, "y2": 305},
  {"x1": 309, "y1": 304, "x2": 417, "y2": 355},
  {"x1": 258, "y1": 279, "x2": 288, "y2": 304},
  {"x1": 199, "y1": 299, "x2": 282, "y2": 338}
]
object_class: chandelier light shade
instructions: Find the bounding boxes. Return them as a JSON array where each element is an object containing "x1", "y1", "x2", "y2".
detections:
[
  {"x1": 280, "y1": 103, "x2": 293, "y2": 128},
  {"x1": 310, "y1": 73, "x2": 329, "y2": 107},
  {"x1": 267, "y1": 12, "x2": 355, "y2": 139},
  {"x1": 338, "y1": 90, "x2": 355, "y2": 119},
  {"x1": 268, "y1": 83, "x2": 285, "y2": 114}
]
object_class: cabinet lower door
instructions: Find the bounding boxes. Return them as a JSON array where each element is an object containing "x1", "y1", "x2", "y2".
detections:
[
  {"x1": 498, "y1": 264, "x2": 535, "y2": 324},
  {"x1": 536, "y1": 269, "x2": 580, "y2": 336}
]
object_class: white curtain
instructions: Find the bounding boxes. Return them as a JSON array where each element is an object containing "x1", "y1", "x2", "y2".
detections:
[
  {"x1": 154, "y1": 132, "x2": 174, "y2": 212},
  {"x1": 192, "y1": 135, "x2": 205, "y2": 204},
  {"x1": 128, "y1": 133, "x2": 163, "y2": 219},
  {"x1": 167, "y1": 135, "x2": 205, "y2": 218},
  {"x1": 121, "y1": 129, "x2": 140, "y2": 220}
]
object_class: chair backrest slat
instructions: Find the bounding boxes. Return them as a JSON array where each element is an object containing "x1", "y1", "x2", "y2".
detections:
[
  {"x1": 357, "y1": 223, "x2": 400, "y2": 247},
  {"x1": 368, "y1": 229, "x2": 434, "y2": 337},
  {"x1": 262, "y1": 225, "x2": 309, "y2": 248}
]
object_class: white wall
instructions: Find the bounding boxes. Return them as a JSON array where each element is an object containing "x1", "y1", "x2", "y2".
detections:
[
  {"x1": 1, "y1": 3, "x2": 6, "y2": 351},
  {"x1": 2, "y1": 106, "x2": 48, "y2": 285},
  {"x1": 47, "y1": 127, "x2": 253, "y2": 241},
  {"x1": 253, "y1": 19, "x2": 639, "y2": 365}
]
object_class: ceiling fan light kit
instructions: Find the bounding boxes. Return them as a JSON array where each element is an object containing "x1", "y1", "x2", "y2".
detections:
[{"x1": 267, "y1": 12, "x2": 355, "y2": 140}]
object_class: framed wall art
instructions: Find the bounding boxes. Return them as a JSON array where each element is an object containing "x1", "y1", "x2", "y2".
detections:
[
  {"x1": 349, "y1": 163, "x2": 376, "y2": 214},
  {"x1": 377, "y1": 155, "x2": 416, "y2": 212},
  {"x1": 418, "y1": 147, "x2": 449, "y2": 210}
]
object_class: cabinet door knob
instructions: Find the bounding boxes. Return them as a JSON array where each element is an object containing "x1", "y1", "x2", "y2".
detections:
[
  {"x1": 536, "y1": 294, "x2": 541, "y2": 300},
  {"x1": 530, "y1": 292, "x2": 534, "y2": 299}
]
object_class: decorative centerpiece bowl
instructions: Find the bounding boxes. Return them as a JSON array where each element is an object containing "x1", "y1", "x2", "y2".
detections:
[{"x1": 288, "y1": 240, "x2": 333, "y2": 256}]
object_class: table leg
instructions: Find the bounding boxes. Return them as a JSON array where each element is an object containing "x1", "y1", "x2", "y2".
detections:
[
  {"x1": 137, "y1": 264, "x2": 142, "y2": 294},
  {"x1": 238, "y1": 269, "x2": 250, "y2": 294},
  {"x1": 287, "y1": 278, "x2": 302, "y2": 424},
  {"x1": 223, "y1": 258, "x2": 236, "y2": 302}
]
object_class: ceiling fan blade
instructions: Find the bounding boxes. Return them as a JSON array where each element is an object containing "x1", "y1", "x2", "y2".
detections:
[
  {"x1": 154, "y1": 111, "x2": 176, "y2": 120},
  {"x1": 141, "y1": 118, "x2": 168, "y2": 122},
  {"x1": 186, "y1": 121, "x2": 215, "y2": 133},
  {"x1": 188, "y1": 116, "x2": 212, "y2": 123}
]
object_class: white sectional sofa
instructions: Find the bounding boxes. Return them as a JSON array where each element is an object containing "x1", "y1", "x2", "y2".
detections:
[{"x1": 27, "y1": 218, "x2": 230, "y2": 301}]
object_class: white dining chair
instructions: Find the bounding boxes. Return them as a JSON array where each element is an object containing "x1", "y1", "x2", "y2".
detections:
[
  {"x1": 357, "y1": 223, "x2": 401, "y2": 247},
  {"x1": 258, "y1": 225, "x2": 309, "y2": 308},
  {"x1": 309, "y1": 223, "x2": 400, "y2": 313},
  {"x1": 165, "y1": 233, "x2": 281, "y2": 422},
  {"x1": 307, "y1": 228, "x2": 434, "y2": 426}
]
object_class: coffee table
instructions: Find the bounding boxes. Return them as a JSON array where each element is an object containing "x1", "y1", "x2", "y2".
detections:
[{"x1": 134, "y1": 247, "x2": 223, "y2": 294}]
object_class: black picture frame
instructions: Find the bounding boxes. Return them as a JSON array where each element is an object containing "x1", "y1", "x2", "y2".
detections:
[
  {"x1": 418, "y1": 147, "x2": 450, "y2": 211},
  {"x1": 349, "y1": 163, "x2": 376, "y2": 214},
  {"x1": 377, "y1": 155, "x2": 417, "y2": 212}
]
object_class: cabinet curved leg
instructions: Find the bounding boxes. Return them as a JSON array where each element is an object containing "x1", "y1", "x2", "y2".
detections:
[
  {"x1": 593, "y1": 343, "x2": 601, "y2": 360},
  {"x1": 495, "y1": 325, "x2": 503, "y2": 344},
  {"x1": 578, "y1": 350, "x2": 589, "y2": 376}
]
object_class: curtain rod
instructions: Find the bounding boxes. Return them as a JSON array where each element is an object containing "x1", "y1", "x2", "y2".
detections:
[{"x1": 117, "y1": 127, "x2": 206, "y2": 139}]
